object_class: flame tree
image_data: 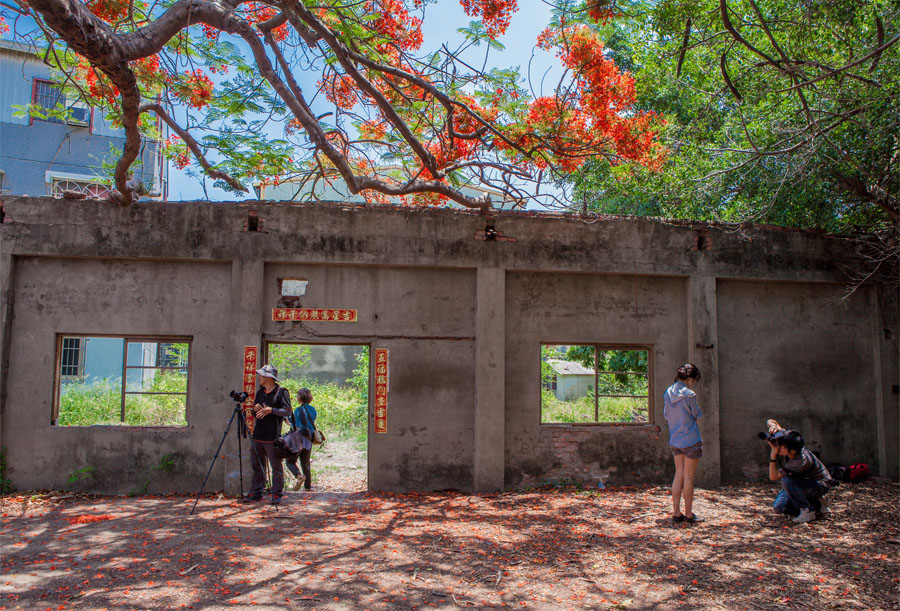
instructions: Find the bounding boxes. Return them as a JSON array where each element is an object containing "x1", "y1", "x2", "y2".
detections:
[{"x1": 2, "y1": 0, "x2": 666, "y2": 206}]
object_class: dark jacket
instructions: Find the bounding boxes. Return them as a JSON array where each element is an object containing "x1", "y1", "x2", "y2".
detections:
[{"x1": 251, "y1": 385, "x2": 292, "y2": 442}]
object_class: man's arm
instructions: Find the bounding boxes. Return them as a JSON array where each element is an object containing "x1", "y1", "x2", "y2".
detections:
[
  {"x1": 270, "y1": 387, "x2": 292, "y2": 418},
  {"x1": 768, "y1": 442, "x2": 780, "y2": 481}
]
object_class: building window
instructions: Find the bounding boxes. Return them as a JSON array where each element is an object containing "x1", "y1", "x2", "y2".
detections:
[
  {"x1": 541, "y1": 344, "x2": 650, "y2": 424},
  {"x1": 59, "y1": 337, "x2": 85, "y2": 381},
  {"x1": 32, "y1": 79, "x2": 65, "y2": 123},
  {"x1": 54, "y1": 336, "x2": 190, "y2": 427},
  {"x1": 51, "y1": 179, "x2": 110, "y2": 199},
  {"x1": 31, "y1": 79, "x2": 92, "y2": 127}
]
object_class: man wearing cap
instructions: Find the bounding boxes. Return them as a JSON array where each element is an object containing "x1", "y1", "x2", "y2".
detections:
[{"x1": 245, "y1": 364, "x2": 292, "y2": 503}]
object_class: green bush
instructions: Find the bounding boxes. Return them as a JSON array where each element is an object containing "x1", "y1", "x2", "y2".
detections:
[
  {"x1": 59, "y1": 378, "x2": 123, "y2": 425},
  {"x1": 59, "y1": 371, "x2": 187, "y2": 426},
  {"x1": 541, "y1": 390, "x2": 648, "y2": 423},
  {"x1": 279, "y1": 379, "x2": 367, "y2": 440}
]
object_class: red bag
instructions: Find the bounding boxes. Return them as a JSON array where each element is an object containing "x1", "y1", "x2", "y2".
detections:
[{"x1": 847, "y1": 463, "x2": 870, "y2": 483}]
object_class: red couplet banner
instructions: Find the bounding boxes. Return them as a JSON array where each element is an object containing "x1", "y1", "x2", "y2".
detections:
[
  {"x1": 374, "y1": 348, "x2": 388, "y2": 434},
  {"x1": 243, "y1": 346, "x2": 258, "y2": 435},
  {"x1": 272, "y1": 308, "x2": 358, "y2": 322}
]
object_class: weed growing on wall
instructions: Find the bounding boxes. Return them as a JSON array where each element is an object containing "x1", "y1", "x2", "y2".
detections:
[
  {"x1": 66, "y1": 467, "x2": 94, "y2": 486},
  {"x1": 0, "y1": 450, "x2": 14, "y2": 494}
]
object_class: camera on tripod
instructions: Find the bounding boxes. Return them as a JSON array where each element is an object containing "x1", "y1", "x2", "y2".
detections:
[{"x1": 230, "y1": 390, "x2": 249, "y2": 402}]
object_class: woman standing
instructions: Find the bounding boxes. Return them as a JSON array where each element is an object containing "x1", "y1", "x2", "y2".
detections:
[
  {"x1": 285, "y1": 387, "x2": 317, "y2": 491},
  {"x1": 663, "y1": 363, "x2": 703, "y2": 523}
]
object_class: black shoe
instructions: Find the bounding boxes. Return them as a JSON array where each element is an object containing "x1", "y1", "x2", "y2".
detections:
[
  {"x1": 672, "y1": 514, "x2": 685, "y2": 523},
  {"x1": 685, "y1": 514, "x2": 703, "y2": 524},
  {"x1": 242, "y1": 494, "x2": 263, "y2": 503}
]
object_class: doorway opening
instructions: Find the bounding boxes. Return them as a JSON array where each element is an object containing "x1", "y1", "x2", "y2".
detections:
[{"x1": 265, "y1": 342, "x2": 369, "y2": 492}]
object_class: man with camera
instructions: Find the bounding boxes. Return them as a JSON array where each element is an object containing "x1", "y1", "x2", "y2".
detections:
[
  {"x1": 244, "y1": 364, "x2": 292, "y2": 504},
  {"x1": 765, "y1": 420, "x2": 835, "y2": 523}
]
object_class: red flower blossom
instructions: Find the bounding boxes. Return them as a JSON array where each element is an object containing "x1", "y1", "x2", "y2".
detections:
[
  {"x1": 86, "y1": 0, "x2": 129, "y2": 23},
  {"x1": 459, "y1": 0, "x2": 517, "y2": 38},
  {"x1": 169, "y1": 70, "x2": 215, "y2": 110}
]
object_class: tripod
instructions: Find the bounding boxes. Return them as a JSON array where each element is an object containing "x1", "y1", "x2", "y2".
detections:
[{"x1": 190, "y1": 399, "x2": 248, "y2": 515}]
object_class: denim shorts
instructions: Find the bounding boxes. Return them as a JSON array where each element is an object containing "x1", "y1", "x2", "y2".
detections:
[{"x1": 671, "y1": 441, "x2": 703, "y2": 459}]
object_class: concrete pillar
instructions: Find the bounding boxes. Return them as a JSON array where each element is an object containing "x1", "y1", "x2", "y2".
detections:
[
  {"x1": 870, "y1": 288, "x2": 887, "y2": 478},
  {"x1": 474, "y1": 267, "x2": 505, "y2": 491},
  {"x1": 223, "y1": 258, "x2": 266, "y2": 494},
  {"x1": 0, "y1": 249, "x2": 13, "y2": 454},
  {"x1": 688, "y1": 274, "x2": 721, "y2": 487}
]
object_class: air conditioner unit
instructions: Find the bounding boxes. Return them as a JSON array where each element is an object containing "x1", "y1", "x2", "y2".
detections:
[{"x1": 67, "y1": 104, "x2": 90, "y2": 127}]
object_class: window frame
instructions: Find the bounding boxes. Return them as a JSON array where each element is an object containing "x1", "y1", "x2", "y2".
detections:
[
  {"x1": 50, "y1": 179, "x2": 111, "y2": 200},
  {"x1": 30, "y1": 78, "x2": 94, "y2": 131},
  {"x1": 31, "y1": 78, "x2": 65, "y2": 125},
  {"x1": 59, "y1": 337, "x2": 85, "y2": 382},
  {"x1": 52, "y1": 334, "x2": 192, "y2": 427},
  {"x1": 540, "y1": 342, "x2": 653, "y2": 426}
]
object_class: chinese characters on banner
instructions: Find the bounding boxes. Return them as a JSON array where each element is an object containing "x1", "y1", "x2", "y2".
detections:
[
  {"x1": 272, "y1": 308, "x2": 358, "y2": 322},
  {"x1": 374, "y1": 348, "x2": 388, "y2": 433},
  {"x1": 243, "y1": 346, "x2": 258, "y2": 435}
]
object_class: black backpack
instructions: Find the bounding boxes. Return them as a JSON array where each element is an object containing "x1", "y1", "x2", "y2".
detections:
[{"x1": 826, "y1": 462, "x2": 849, "y2": 482}]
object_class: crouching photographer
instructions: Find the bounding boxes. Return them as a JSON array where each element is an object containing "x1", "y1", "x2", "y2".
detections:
[{"x1": 764, "y1": 420, "x2": 836, "y2": 524}]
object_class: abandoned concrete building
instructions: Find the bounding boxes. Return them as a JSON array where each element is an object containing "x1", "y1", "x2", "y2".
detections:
[{"x1": 0, "y1": 197, "x2": 897, "y2": 494}]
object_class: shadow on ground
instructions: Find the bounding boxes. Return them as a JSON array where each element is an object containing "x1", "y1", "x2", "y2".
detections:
[{"x1": 1, "y1": 481, "x2": 897, "y2": 610}]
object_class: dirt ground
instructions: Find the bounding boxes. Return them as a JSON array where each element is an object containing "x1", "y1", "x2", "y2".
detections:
[{"x1": 1, "y1": 448, "x2": 897, "y2": 611}]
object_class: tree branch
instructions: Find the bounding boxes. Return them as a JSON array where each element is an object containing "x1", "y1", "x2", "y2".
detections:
[{"x1": 140, "y1": 102, "x2": 247, "y2": 193}]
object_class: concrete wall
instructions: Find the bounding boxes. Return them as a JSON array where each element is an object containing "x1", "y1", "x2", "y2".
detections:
[
  {"x1": 0, "y1": 197, "x2": 897, "y2": 494},
  {"x1": 5, "y1": 257, "x2": 232, "y2": 492},
  {"x1": 718, "y1": 280, "x2": 890, "y2": 482}
]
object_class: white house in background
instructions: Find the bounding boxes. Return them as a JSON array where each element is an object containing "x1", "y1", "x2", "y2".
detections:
[
  {"x1": 546, "y1": 360, "x2": 594, "y2": 401},
  {"x1": 253, "y1": 165, "x2": 526, "y2": 210}
]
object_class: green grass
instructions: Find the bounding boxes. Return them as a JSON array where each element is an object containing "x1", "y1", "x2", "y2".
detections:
[
  {"x1": 541, "y1": 390, "x2": 648, "y2": 424},
  {"x1": 278, "y1": 379, "x2": 368, "y2": 440},
  {"x1": 59, "y1": 372, "x2": 188, "y2": 426}
]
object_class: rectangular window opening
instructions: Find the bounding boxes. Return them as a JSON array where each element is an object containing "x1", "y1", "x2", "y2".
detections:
[
  {"x1": 32, "y1": 79, "x2": 92, "y2": 129},
  {"x1": 54, "y1": 335, "x2": 190, "y2": 427},
  {"x1": 541, "y1": 344, "x2": 650, "y2": 424},
  {"x1": 32, "y1": 79, "x2": 66, "y2": 124}
]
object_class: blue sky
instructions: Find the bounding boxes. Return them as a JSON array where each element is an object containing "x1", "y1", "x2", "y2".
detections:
[{"x1": 168, "y1": 1, "x2": 557, "y2": 201}]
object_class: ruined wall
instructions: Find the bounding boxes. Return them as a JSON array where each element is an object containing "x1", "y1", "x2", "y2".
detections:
[
  {"x1": 718, "y1": 280, "x2": 889, "y2": 482},
  {"x1": 0, "y1": 197, "x2": 896, "y2": 494},
  {"x1": 504, "y1": 272, "x2": 689, "y2": 486},
  {"x1": 264, "y1": 263, "x2": 477, "y2": 491},
  {"x1": 6, "y1": 258, "x2": 232, "y2": 493}
]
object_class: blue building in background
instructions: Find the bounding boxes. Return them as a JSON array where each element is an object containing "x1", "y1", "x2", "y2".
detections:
[{"x1": 0, "y1": 40, "x2": 167, "y2": 199}]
